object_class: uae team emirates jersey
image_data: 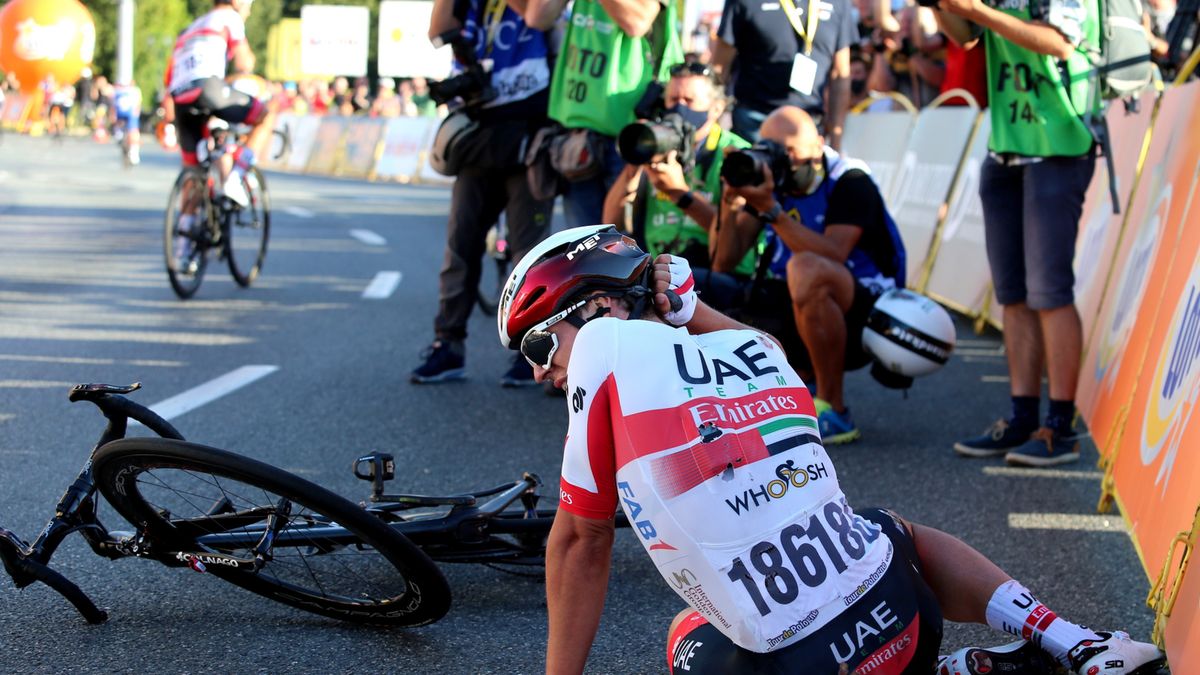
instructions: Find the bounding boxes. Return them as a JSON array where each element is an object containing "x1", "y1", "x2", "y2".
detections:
[
  {"x1": 558, "y1": 319, "x2": 894, "y2": 652},
  {"x1": 167, "y1": 7, "x2": 246, "y2": 94}
]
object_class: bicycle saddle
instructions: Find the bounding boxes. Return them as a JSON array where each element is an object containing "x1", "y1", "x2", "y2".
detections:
[{"x1": 68, "y1": 382, "x2": 142, "y2": 402}]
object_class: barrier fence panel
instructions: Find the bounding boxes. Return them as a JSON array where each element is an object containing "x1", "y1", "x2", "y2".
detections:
[
  {"x1": 339, "y1": 117, "x2": 387, "y2": 180},
  {"x1": 259, "y1": 113, "x2": 297, "y2": 171},
  {"x1": 305, "y1": 117, "x2": 348, "y2": 175},
  {"x1": 374, "y1": 117, "x2": 435, "y2": 181},
  {"x1": 1, "y1": 93, "x2": 28, "y2": 128},
  {"x1": 925, "y1": 115, "x2": 991, "y2": 319},
  {"x1": 841, "y1": 110, "x2": 916, "y2": 206},
  {"x1": 1076, "y1": 85, "x2": 1193, "y2": 458},
  {"x1": 285, "y1": 115, "x2": 322, "y2": 173},
  {"x1": 886, "y1": 106, "x2": 979, "y2": 287}
]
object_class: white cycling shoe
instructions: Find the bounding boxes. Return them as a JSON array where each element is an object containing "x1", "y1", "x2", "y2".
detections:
[
  {"x1": 938, "y1": 640, "x2": 1056, "y2": 674},
  {"x1": 221, "y1": 171, "x2": 250, "y2": 208},
  {"x1": 1068, "y1": 631, "x2": 1166, "y2": 675}
]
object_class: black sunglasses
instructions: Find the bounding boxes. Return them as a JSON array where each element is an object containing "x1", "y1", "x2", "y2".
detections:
[{"x1": 669, "y1": 62, "x2": 713, "y2": 78}]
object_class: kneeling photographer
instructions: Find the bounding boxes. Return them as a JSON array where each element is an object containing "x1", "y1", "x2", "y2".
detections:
[
  {"x1": 719, "y1": 105, "x2": 907, "y2": 446},
  {"x1": 601, "y1": 62, "x2": 756, "y2": 309},
  {"x1": 412, "y1": 0, "x2": 555, "y2": 386}
]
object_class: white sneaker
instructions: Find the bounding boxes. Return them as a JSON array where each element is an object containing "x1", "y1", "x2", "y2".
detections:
[
  {"x1": 1068, "y1": 632, "x2": 1166, "y2": 675},
  {"x1": 938, "y1": 640, "x2": 1056, "y2": 674},
  {"x1": 129, "y1": 147, "x2": 140, "y2": 165},
  {"x1": 221, "y1": 171, "x2": 249, "y2": 208}
]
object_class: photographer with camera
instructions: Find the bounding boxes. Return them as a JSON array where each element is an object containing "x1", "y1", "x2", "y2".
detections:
[
  {"x1": 524, "y1": 0, "x2": 684, "y2": 227},
  {"x1": 600, "y1": 62, "x2": 758, "y2": 304},
  {"x1": 411, "y1": 0, "x2": 555, "y2": 386},
  {"x1": 718, "y1": 105, "x2": 906, "y2": 445},
  {"x1": 867, "y1": 5, "x2": 946, "y2": 108}
]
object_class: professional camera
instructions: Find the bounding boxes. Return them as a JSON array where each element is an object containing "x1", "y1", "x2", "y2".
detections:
[
  {"x1": 616, "y1": 112, "x2": 695, "y2": 167},
  {"x1": 429, "y1": 28, "x2": 497, "y2": 110},
  {"x1": 720, "y1": 139, "x2": 792, "y2": 189}
]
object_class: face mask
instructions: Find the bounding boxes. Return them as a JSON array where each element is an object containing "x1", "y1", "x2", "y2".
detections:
[
  {"x1": 790, "y1": 159, "x2": 825, "y2": 195},
  {"x1": 851, "y1": 79, "x2": 867, "y2": 96},
  {"x1": 668, "y1": 103, "x2": 710, "y2": 130}
]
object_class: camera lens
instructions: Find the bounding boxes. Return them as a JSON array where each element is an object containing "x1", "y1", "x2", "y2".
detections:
[
  {"x1": 721, "y1": 150, "x2": 764, "y2": 188},
  {"x1": 617, "y1": 121, "x2": 684, "y2": 165}
]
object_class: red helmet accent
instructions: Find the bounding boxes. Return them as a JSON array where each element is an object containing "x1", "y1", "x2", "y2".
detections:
[{"x1": 499, "y1": 226, "x2": 650, "y2": 348}]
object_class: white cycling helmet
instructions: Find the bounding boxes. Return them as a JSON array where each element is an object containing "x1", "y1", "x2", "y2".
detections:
[{"x1": 862, "y1": 289, "x2": 956, "y2": 385}]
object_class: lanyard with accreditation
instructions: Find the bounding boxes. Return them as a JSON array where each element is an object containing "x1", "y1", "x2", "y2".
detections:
[{"x1": 779, "y1": 0, "x2": 822, "y2": 95}]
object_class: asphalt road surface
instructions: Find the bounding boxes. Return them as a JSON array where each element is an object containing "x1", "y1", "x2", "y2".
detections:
[{"x1": 0, "y1": 135, "x2": 1156, "y2": 674}]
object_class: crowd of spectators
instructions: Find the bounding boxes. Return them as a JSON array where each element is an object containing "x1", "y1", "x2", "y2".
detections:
[{"x1": 265, "y1": 76, "x2": 441, "y2": 118}]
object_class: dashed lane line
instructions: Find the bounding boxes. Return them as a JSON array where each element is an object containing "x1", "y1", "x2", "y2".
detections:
[
  {"x1": 1008, "y1": 513, "x2": 1127, "y2": 532},
  {"x1": 350, "y1": 229, "x2": 387, "y2": 246},
  {"x1": 132, "y1": 365, "x2": 279, "y2": 425},
  {"x1": 363, "y1": 271, "x2": 402, "y2": 299},
  {"x1": 283, "y1": 206, "x2": 315, "y2": 218},
  {"x1": 983, "y1": 466, "x2": 1103, "y2": 480}
]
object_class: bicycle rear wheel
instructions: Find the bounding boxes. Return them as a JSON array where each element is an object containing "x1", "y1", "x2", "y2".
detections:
[
  {"x1": 164, "y1": 168, "x2": 210, "y2": 299},
  {"x1": 226, "y1": 166, "x2": 270, "y2": 287},
  {"x1": 93, "y1": 438, "x2": 450, "y2": 626}
]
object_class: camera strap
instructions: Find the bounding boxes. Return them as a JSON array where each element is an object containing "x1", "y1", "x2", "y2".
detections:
[
  {"x1": 779, "y1": 0, "x2": 820, "y2": 56},
  {"x1": 482, "y1": 0, "x2": 507, "y2": 56}
]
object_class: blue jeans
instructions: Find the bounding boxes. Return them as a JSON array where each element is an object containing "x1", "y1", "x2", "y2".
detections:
[{"x1": 562, "y1": 135, "x2": 625, "y2": 228}]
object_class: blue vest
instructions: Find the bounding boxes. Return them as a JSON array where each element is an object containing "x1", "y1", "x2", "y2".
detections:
[
  {"x1": 460, "y1": 0, "x2": 551, "y2": 109},
  {"x1": 764, "y1": 148, "x2": 907, "y2": 291}
]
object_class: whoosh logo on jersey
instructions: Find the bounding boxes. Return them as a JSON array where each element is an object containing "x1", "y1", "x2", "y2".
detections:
[{"x1": 724, "y1": 461, "x2": 830, "y2": 515}]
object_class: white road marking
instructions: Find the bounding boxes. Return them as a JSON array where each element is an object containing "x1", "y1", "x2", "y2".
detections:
[
  {"x1": 0, "y1": 380, "x2": 78, "y2": 388},
  {"x1": 1008, "y1": 513, "x2": 1127, "y2": 532},
  {"x1": 956, "y1": 348, "x2": 1006, "y2": 357},
  {"x1": 350, "y1": 229, "x2": 387, "y2": 246},
  {"x1": 0, "y1": 354, "x2": 184, "y2": 367},
  {"x1": 0, "y1": 414, "x2": 15, "y2": 423},
  {"x1": 984, "y1": 466, "x2": 1103, "y2": 480},
  {"x1": 362, "y1": 271, "x2": 402, "y2": 299},
  {"x1": 981, "y1": 375, "x2": 1010, "y2": 383},
  {"x1": 284, "y1": 206, "x2": 315, "y2": 218},
  {"x1": 133, "y1": 365, "x2": 279, "y2": 424}
]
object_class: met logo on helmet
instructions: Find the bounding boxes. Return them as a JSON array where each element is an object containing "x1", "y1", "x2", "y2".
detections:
[{"x1": 565, "y1": 234, "x2": 602, "y2": 260}]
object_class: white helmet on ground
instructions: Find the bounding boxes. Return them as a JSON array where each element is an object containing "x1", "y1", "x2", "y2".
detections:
[{"x1": 862, "y1": 289, "x2": 956, "y2": 388}]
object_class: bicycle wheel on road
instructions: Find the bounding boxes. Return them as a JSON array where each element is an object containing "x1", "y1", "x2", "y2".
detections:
[
  {"x1": 93, "y1": 437, "x2": 451, "y2": 626},
  {"x1": 226, "y1": 166, "x2": 270, "y2": 287},
  {"x1": 164, "y1": 168, "x2": 210, "y2": 299}
]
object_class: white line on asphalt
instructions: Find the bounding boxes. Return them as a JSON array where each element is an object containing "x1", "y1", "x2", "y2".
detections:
[
  {"x1": 956, "y1": 348, "x2": 1006, "y2": 357},
  {"x1": 363, "y1": 271, "x2": 403, "y2": 299},
  {"x1": 284, "y1": 206, "x2": 315, "y2": 218},
  {"x1": 0, "y1": 354, "x2": 184, "y2": 367},
  {"x1": 350, "y1": 229, "x2": 387, "y2": 246},
  {"x1": 980, "y1": 375, "x2": 1010, "y2": 383},
  {"x1": 1008, "y1": 513, "x2": 1126, "y2": 532},
  {"x1": 133, "y1": 365, "x2": 279, "y2": 424},
  {"x1": 0, "y1": 414, "x2": 15, "y2": 423},
  {"x1": 984, "y1": 466, "x2": 1103, "y2": 480},
  {"x1": 0, "y1": 380, "x2": 78, "y2": 388}
]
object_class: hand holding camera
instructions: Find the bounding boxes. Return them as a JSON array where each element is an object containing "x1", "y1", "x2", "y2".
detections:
[{"x1": 644, "y1": 150, "x2": 690, "y2": 198}]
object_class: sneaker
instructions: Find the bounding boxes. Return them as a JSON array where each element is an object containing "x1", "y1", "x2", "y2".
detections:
[
  {"x1": 410, "y1": 340, "x2": 465, "y2": 383},
  {"x1": 814, "y1": 398, "x2": 861, "y2": 445},
  {"x1": 499, "y1": 354, "x2": 538, "y2": 388},
  {"x1": 221, "y1": 171, "x2": 250, "y2": 208},
  {"x1": 1068, "y1": 631, "x2": 1165, "y2": 674},
  {"x1": 1005, "y1": 427, "x2": 1081, "y2": 467},
  {"x1": 938, "y1": 640, "x2": 1057, "y2": 674},
  {"x1": 954, "y1": 418, "x2": 1035, "y2": 458}
]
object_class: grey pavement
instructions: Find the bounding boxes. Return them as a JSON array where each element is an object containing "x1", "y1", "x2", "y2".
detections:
[{"x1": 0, "y1": 135, "x2": 1155, "y2": 673}]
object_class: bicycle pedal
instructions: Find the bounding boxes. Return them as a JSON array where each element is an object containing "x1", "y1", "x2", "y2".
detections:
[{"x1": 353, "y1": 453, "x2": 395, "y2": 482}]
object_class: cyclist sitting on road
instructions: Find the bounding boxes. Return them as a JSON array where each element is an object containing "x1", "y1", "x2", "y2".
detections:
[
  {"x1": 111, "y1": 80, "x2": 143, "y2": 165},
  {"x1": 497, "y1": 225, "x2": 1165, "y2": 675},
  {"x1": 163, "y1": 0, "x2": 275, "y2": 208}
]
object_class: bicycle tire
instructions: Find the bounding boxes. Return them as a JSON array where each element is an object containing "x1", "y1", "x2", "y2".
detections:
[
  {"x1": 164, "y1": 168, "x2": 210, "y2": 299},
  {"x1": 226, "y1": 166, "x2": 270, "y2": 287},
  {"x1": 93, "y1": 438, "x2": 450, "y2": 626}
]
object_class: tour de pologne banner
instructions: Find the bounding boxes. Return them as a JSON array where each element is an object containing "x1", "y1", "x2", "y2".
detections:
[
  {"x1": 300, "y1": 4, "x2": 369, "y2": 78},
  {"x1": 377, "y1": 0, "x2": 453, "y2": 80}
]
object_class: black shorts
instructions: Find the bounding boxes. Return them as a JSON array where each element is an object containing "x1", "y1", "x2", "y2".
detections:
[
  {"x1": 172, "y1": 77, "x2": 265, "y2": 165},
  {"x1": 737, "y1": 278, "x2": 880, "y2": 375},
  {"x1": 667, "y1": 508, "x2": 943, "y2": 674}
]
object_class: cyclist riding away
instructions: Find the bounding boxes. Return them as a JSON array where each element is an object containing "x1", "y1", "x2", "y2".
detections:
[
  {"x1": 497, "y1": 225, "x2": 1166, "y2": 674},
  {"x1": 112, "y1": 80, "x2": 143, "y2": 165},
  {"x1": 163, "y1": 0, "x2": 275, "y2": 208}
]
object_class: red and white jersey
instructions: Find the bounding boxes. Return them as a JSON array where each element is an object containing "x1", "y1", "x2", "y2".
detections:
[
  {"x1": 559, "y1": 318, "x2": 894, "y2": 653},
  {"x1": 168, "y1": 7, "x2": 245, "y2": 93}
]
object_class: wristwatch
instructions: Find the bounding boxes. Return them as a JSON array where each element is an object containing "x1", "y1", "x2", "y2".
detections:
[
  {"x1": 675, "y1": 190, "x2": 695, "y2": 209},
  {"x1": 743, "y1": 202, "x2": 783, "y2": 224}
]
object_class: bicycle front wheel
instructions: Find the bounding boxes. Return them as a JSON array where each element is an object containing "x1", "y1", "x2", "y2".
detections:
[
  {"x1": 164, "y1": 168, "x2": 210, "y2": 299},
  {"x1": 93, "y1": 438, "x2": 450, "y2": 626},
  {"x1": 226, "y1": 166, "x2": 270, "y2": 287}
]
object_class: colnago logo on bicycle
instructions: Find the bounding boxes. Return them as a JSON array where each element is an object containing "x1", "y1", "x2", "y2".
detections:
[{"x1": 176, "y1": 552, "x2": 241, "y2": 570}]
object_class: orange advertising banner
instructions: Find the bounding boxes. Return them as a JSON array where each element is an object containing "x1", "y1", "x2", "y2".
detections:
[{"x1": 1073, "y1": 86, "x2": 1192, "y2": 456}]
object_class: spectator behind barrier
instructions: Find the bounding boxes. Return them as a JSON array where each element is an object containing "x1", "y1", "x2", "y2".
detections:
[
  {"x1": 935, "y1": 0, "x2": 1099, "y2": 466},
  {"x1": 712, "y1": 0, "x2": 858, "y2": 147},
  {"x1": 867, "y1": 4, "x2": 945, "y2": 109},
  {"x1": 410, "y1": 0, "x2": 555, "y2": 387},
  {"x1": 524, "y1": 0, "x2": 685, "y2": 227},
  {"x1": 718, "y1": 106, "x2": 906, "y2": 446},
  {"x1": 600, "y1": 62, "x2": 757, "y2": 309}
]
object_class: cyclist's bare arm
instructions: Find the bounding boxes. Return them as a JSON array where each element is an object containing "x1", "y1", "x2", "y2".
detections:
[
  {"x1": 545, "y1": 511, "x2": 615, "y2": 674},
  {"x1": 230, "y1": 41, "x2": 255, "y2": 75}
]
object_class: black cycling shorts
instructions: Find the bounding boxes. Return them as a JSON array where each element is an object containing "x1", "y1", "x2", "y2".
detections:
[
  {"x1": 172, "y1": 77, "x2": 265, "y2": 165},
  {"x1": 737, "y1": 277, "x2": 880, "y2": 375},
  {"x1": 666, "y1": 508, "x2": 943, "y2": 675}
]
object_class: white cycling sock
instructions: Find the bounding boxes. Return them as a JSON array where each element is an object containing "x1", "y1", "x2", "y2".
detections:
[{"x1": 985, "y1": 580, "x2": 1100, "y2": 666}]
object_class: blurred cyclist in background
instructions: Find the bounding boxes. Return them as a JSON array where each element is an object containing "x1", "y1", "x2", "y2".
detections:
[
  {"x1": 111, "y1": 80, "x2": 143, "y2": 165},
  {"x1": 163, "y1": 0, "x2": 275, "y2": 207}
]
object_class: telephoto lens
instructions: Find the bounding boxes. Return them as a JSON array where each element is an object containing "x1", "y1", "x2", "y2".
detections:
[
  {"x1": 720, "y1": 140, "x2": 791, "y2": 188},
  {"x1": 617, "y1": 120, "x2": 687, "y2": 165}
]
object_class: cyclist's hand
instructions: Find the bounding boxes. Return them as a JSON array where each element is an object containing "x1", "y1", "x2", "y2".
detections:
[{"x1": 653, "y1": 254, "x2": 697, "y2": 326}]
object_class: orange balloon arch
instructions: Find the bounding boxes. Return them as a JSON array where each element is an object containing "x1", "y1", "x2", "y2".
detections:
[{"x1": 0, "y1": 0, "x2": 96, "y2": 93}]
